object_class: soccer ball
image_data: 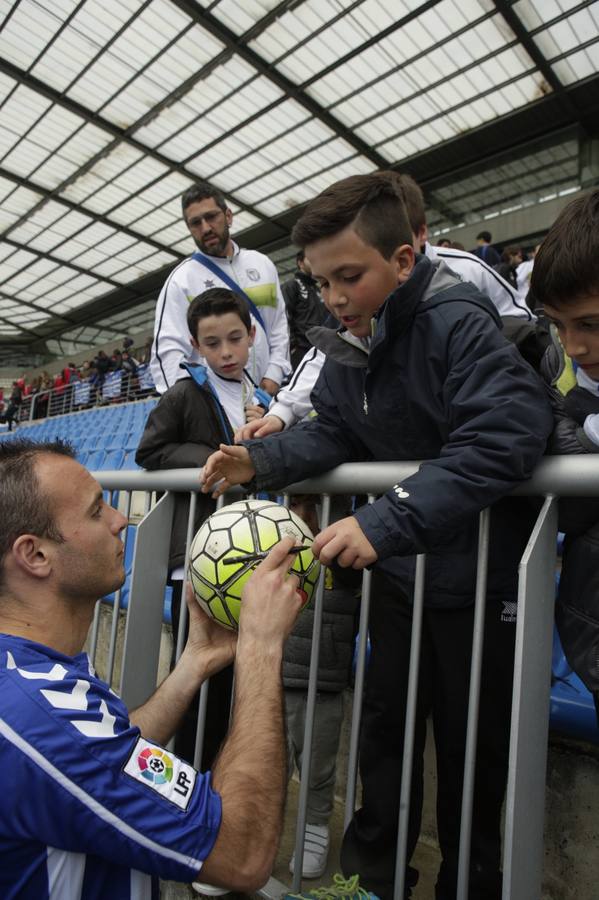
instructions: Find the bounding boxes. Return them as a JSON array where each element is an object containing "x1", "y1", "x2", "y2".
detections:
[{"x1": 188, "y1": 499, "x2": 321, "y2": 630}]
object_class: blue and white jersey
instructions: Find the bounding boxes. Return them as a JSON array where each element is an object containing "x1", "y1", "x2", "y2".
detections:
[{"x1": 0, "y1": 635, "x2": 222, "y2": 899}]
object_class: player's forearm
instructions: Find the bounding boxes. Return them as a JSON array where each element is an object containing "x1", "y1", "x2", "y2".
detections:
[
  {"x1": 204, "y1": 639, "x2": 286, "y2": 890},
  {"x1": 129, "y1": 651, "x2": 209, "y2": 745}
]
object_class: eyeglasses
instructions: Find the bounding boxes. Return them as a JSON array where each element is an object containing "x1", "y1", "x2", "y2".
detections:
[{"x1": 186, "y1": 209, "x2": 225, "y2": 229}]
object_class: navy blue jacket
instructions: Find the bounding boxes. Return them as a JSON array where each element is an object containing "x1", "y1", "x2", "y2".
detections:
[{"x1": 245, "y1": 256, "x2": 553, "y2": 607}]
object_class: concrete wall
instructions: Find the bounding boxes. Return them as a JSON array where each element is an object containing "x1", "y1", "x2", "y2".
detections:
[{"x1": 431, "y1": 189, "x2": 585, "y2": 252}]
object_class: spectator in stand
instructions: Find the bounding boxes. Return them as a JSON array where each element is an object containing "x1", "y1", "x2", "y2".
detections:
[
  {"x1": 137, "y1": 288, "x2": 272, "y2": 775},
  {"x1": 202, "y1": 172, "x2": 552, "y2": 899},
  {"x1": 283, "y1": 495, "x2": 360, "y2": 879},
  {"x1": 436, "y1": 238, "x2": 452, "y2": 248},
  {"x1": 236, "y1": 173, "x2": 533, "y2": 443},
  {"x1": 530, "y1": 190, "x2": 599, "y2": 724},
  {"x1": 495, "y1": 245, "x2": 523, "y2": 290},
  {"x1": 151, "y1": 181, "x2": 290, "y2": 396},
  {"x1": 282, "y1": 250, "x2": 327, "y2": 371},
  {"x1": 94, "y1": 350, "x2": 112, "y2": 384},
  {"x1": 2, "y1": 381, "x2": 23, "y2": 431},
  {"x1": 0, "y1": 387, "x2": 4, "y2": 417},
  {"x1": 472, "y1": 230, "x2": 501, "y2": 267},
  {"x1": 140, "y1": 337, "x2": 153, "y2": 365},
  {"x1": 112, "y1": 349, "x2": 123, "y2": 371},
  {"x1": 516, "y1": 244, "x2": 540, "y2": 310}
]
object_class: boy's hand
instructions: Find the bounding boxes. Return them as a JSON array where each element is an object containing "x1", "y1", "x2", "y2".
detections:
[
  {"x1": 244, "y1": 404, "x2": 266, "y2": 423},
  {"x1": 200, "y1": 444, "x2": 256, "y2": 497},
  {"x1": 238, "y1": 536, "x2": 303, "y2": 647},
  {"x1": 234, "y1": 414, "x2": 284, "y2": 443},
  {"x1": 183, "y1": 582, "x2": 237, "y2": 677},
  {"x1": 312, "y1": 516, "x2": 378, "y2": 569}
]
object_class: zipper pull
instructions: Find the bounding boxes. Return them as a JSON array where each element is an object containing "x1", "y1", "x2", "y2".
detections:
[{"x1": 363, "y1": 391, "x2": 368, "y2": 415}]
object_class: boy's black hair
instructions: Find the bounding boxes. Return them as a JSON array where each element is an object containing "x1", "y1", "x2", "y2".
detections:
[
  {"x1": 181, "y1": 182, "x2": 228, "y2": 217},
  {"x1": 398, "y1": 173, "x2": 426, "y2": 237},
  {"x1": 0, "y1": 440, "x2": 75, "y2": 587},
  {"x1": 531, "y1": 189, "x2": 599, "y2": 308},
  {"x1": 187, "y1": 288, "x2": 252, "y2": 339},
  {"x1": 291, "y1": 171, "x2": 413, "y2": 259},
  {"x1": 477, "y1": 230, "x2": 492, "y2": 243}
]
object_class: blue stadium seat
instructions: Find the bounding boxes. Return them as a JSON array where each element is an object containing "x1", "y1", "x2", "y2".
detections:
[
  {"x1": 121, "y1": 450, "x2": 141, "y2": 470},
  {"x1": 86, "y1": 450, "x2": 106, "y2": 471},
  {"x1": 101, "y1": 449, "x2": 125, "y2": 470}
]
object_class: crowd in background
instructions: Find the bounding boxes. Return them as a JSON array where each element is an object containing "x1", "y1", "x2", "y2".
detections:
[{"x1": 0, "y1": 336, "x2": 155, "y2": 428}]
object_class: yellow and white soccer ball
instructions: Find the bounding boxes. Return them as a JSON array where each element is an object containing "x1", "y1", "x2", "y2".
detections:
[{"x1": 188, "y1": 499, "x2": 321, "y2": 630}]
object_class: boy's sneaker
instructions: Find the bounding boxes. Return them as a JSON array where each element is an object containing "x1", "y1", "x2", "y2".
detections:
[
  {"x1": 289, "y1": 823, "x2": 330, "y2": 878},
  {"x1": 191, "y1": 882, "x2": 229, "y2": 896},
  {"x1": 283, "y1": 872, "x2": 380, "y2": 900}
]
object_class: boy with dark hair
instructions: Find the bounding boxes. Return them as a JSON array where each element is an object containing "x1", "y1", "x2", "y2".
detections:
[
  {"x1": 137, "y1": 287, "x2": 270, "y2": 771},
  {"x1": 202, "y1": 172, "x2": 552, "y2": 898},
  {"x1": 530, "y1": 189, "x2": 599, "y2": 723}
]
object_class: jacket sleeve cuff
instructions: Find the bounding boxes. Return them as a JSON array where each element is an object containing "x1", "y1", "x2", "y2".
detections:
[
  {"x1": 266, "y1": 401, "x2": 294, "y2": 428},
  {"x1": 353, "y1": 501, "x2": 404, "y2": 559},
  {"x1": 263, "y1": 363, "x2": 286, "y2": 385}
]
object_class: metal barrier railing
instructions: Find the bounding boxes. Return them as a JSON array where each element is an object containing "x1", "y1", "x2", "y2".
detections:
[{"x1": 92, "y1": 458, "x2": 599, "y2": 900}]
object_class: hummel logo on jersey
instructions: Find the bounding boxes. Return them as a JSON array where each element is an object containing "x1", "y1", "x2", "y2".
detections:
[
  {"x1": 246, "y1": 268, "x2": 260, "y2": 281},
  {"x1": 7, "y1": 652, "x2": 117, "y2": 737},
  {"x1": 393, "y1": 484, "x2": 410, "y2": 500}
]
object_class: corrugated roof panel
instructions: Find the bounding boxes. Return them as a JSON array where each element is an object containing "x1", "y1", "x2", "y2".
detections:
[
  {"x1": 553, "y1": 42, "x2": 599, "y2": 85},
  {"x1": 202, "y1": 0, "x2": 283, "y2": 37},
  {"x1": 29, "y1": 0, "x2": 137, "y2": 92},
  {"x1": 0, "y1": 0, "x2": 74, "y2": 72},
  {"x1": 255, "y1": 154, "x2": 377, "y2": 217}
]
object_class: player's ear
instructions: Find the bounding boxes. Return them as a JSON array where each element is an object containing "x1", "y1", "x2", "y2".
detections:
[
  {"x1": 11, "y1": 534, "x2": 52, "y2": 580},
  {"x1": 190, "y1": 335, "x2": 200, "y2": 352},
  {"x1": 248, "y1": 325, "x2": 256, "y2": 348},
  {"x1": 225, "y1": 207, "x2": 233, "y2": 228}
]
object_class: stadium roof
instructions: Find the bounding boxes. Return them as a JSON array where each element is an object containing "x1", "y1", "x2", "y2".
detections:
[{"x1": 0, "y1": 0, "x2": 598, "y2": 365}]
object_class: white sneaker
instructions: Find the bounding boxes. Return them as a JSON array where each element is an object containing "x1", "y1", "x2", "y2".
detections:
[
  {"x1": 289, "y1": 823, "x2": 330, "y2": 879},
  {"x1": 191, "y1": 882, "x2": 229, "y2": 896}
]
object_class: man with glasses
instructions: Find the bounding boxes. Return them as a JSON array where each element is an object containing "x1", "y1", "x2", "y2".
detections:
[{"x1": 151, "y1": 182, "x2": 290, "y2": 396}]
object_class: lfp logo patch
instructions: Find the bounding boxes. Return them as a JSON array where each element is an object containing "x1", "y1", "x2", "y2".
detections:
[
  {"x1": 137, "y1": 747, "x2": 173, "y2": 785},
  {"x1": 125, "y1": 737, "x2": 197, "y2": 811}
]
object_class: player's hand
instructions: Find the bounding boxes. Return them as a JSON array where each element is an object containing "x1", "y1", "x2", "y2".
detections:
[
  {"x1": 260, "y1": 377, "x2": 279, "y2": 396},
  {"x1": 182, "y1": 582, "x2": 237, "y2": 677},
  {"x1": 234, "y1": 414, "x2": 284, "y2": 443},
  {"x1": 238, "y1": 536, "x2": 303, "y2": 646},
  {"x1": 244, "y1": 404, "x2": 266, "y2": 423},
  {"x1": 312, "y1": 516, "x2": 378, "y2": 569},
  {"x1": 200, "y1": 444, "x2": 256, "y2": 497}
]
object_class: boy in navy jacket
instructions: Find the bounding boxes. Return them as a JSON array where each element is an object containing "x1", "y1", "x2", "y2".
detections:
[{"x1": 201, "y1": 173, "x2": 552, "y2": 899}]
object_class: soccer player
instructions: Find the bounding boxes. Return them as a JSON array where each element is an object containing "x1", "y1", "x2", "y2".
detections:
[
  {"x1": 201, "y1": 172, "x2": 552, "y2": 898},
  {"x1": 0, "y1": 439, "x2": 304, "y2": 898}
]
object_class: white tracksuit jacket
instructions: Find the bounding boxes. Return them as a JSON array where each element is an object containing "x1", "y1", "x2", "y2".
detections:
[{"x1": 151, "y1": 242, "x2": 290, "y2": 394}]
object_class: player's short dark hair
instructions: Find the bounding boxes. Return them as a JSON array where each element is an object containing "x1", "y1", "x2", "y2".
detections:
[
  {"x1": 291, "y1": 171, "x2": 413, "y2": 259},
  {"x1": 187, "y1": 288, "x2": 252, "y2": 338},
  {"x1": 181, "y1": 182, "x2": 228, "y2": 217},
  {"x1": 0, "y1": 440, "x2": 75, "y2": 587},
  {"x1": 531, "y1": 190, "x2": 599, "y2": 308},
  {"x1": 477, "y1": 231, "x2": 492, "y2": 243}
]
